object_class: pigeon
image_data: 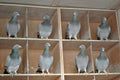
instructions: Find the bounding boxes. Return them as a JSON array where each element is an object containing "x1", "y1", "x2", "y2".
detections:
[
  {"x1": 75, "y1": 44, "x2": 89, "y2": 73},
  {"x1": 38, "y1": 15, "x2": 52, "y2": 39},
  {"x1": 6, "y1": 11, "x2": 20, "y2": 38},
  {"x1": 4, "y1": 44, "x2": 22, "y2": 74},
  {"x1": 97, "y1": 17, "x2": 111, "y2": 40},
  {"x1": 95, "y1": 47, "x2": 109, "y2": 73},
  {"x1": 37, "y1": 42, "x2": 53, "y2": 73},
  {"x1": 65, "y1": 11, "x2": 81, "y2": 40}
]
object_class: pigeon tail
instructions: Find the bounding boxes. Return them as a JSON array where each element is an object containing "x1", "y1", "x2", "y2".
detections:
[
  {"x1": 4, "y1": 69, "x2": 9, "y2": 74},
  {"x1": 36, "y1": 67, "x2": 42, "y2": 73}
]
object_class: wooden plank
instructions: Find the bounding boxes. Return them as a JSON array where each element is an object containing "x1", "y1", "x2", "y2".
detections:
[{"x1": 57, "y1": 8, "x2": 65, "y2": 80}]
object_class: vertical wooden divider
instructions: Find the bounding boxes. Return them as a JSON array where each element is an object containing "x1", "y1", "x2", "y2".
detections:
[
  {"x1": 91, "y1": 42, "x2": 96, "y2": 80},
  {"x1": 116, "y1": 11, "x2": 120, "y2": 40},
  {"x1": 25, "y1": 7, "x2": 29, "y2": 80},
  {"x1": 88, "y1": 11, "x2": 95, "y2": 73},
  {"x1": 57, "y1": 8, "x2": 65, "y2": 80},
  {"x1": 87, "y1": 11, "x2": 92, "y2": 40}
]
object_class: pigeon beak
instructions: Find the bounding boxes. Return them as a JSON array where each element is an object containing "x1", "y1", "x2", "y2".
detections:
[
  {"x1": 43, "y1": 16, "x2": 46, "y2": 20},
  {"x1": 48, "y1": 44, "x2": 51, "y2": 47},
  {"x1": 79, "y1": 45, "x2": 82, "y2": 48},
  {"x1": 101, "y1": 47, "x2": 105, "y2": 51},
  {"x1": 18, "y1": 45, "x2": 22, "y2": 48},
  {"x1": 17, "y1": 13, "x2": 20, "y2": 16},
  {"x1": 103, "y1": 17, "x2": 106, "y2": 22}
]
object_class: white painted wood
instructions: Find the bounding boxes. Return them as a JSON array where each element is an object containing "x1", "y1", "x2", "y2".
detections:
[{"x1": 0, "y1": 0, "x2": 120, "y2": 9}]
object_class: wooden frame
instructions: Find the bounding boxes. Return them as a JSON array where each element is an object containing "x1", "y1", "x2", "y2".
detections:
[{"x1": 0, "y1": 3, "x2": 120, "y2": 80}]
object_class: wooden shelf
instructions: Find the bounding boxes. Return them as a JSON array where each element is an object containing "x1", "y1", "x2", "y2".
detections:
[{"x1": 0, "y1": 3, "x2": 120, "y2": 80}]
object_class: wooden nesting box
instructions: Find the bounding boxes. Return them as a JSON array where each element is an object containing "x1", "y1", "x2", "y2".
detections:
[
  {"x1": 0, "y1": 3, "x2": 120, "y2": 80},
  {"x1": 0, "y1": 39, "x2": 27, "y2": 74},
  {"x1": 0, "y1": 6, "x2": 26, "y2": 38},
  {"x1": 27, "y1": 7, "x2": 59, "y2": 39},
  {"x1": 28, "y1": 40, "x2": 60, "y2": 74}
]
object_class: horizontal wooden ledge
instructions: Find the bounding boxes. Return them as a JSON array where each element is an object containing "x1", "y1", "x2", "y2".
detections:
[
  {"x1": 0, "y1": 38, "x2": 119, "y2": 42},
  {"x1": 0, "y1": 73, "x2": 120, "y2": 77},
  {"x1": 0, "y1": 3, "x2": 117, "y2": 11},
  {"x1": 62, "y1": 39, "x2": 120, "y2": 42},
  {"x1": 0, "y1": 37, "x2": 59, "y2": 41},
  {"x1": 64, "y1": 73, "x2": 120, "y2": 76},
  {"x1": 0, "y1": 37, "x2": 27, "y2": 40},
  {"x1": 27, "y1": 38, "x2": 59, "y2": 41},
  {"x1": 0, "y1": 73, "x2": 61, "y2": 77}
]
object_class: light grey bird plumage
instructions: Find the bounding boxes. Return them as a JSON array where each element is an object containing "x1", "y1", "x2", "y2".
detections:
[
  {"x1": 38, "y1": 42, "x2": 53, "y2": 73},
  {"x1": 6, "y1": 11, "x2": 20, "y2": 38},
  {"x1": 66, "y1": 11, "x2": 81, "y2": 40},
  {"x1": 95, "y1": 47, "x2": 109, "y2": 73},
  {"x1": 75, "y1": 44, "x2": 89, "y2": 73},
  {"x1": 38, "y1": 15, "x2": 52, "y2": 39},
  {"x1": 97, "y1": 17, "x2": 111, "y2": 40},
  {"x1": 4, "y1": 44, "x2": 22, "y2": 74}
]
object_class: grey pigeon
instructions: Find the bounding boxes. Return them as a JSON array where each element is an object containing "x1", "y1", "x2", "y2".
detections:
[
  {"x1": 97, "y1": 17, "x2": 111, "y2": 40},
  {"x1": 38, "y1": 42, "x2": 53, "y2": 73},
  {"x1": 75, "y1": 44, "x2": 89, "y2": 73},
  {"x1": 66, "y1": 11, "x2": 81, "y2": 40},
  {"x1": 95, "y1": 47, "x2": 109, "y2": 73},
  {"x1": 38, "y1": 15, "x2": 52, "y2": 39},
  {"x1": 6, "y1": 11, "x2": 20, "y2": 38},
  {"x1": 4, "y1": 44, "x2": 22, "y2": 74}
]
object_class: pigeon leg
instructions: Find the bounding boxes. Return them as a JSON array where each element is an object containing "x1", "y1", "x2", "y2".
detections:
[
  {"x1": 42, "y1": 69, "x2": 45, "y2": 74},
  {"x1": 8, "y1": 34, "x2": 11, "y2": 37},
  {"x1": 103, "y1": 70, "x2": 107, "y2": 73},
  {"x1": 15, "y1": 71, "x2": 17, "y2": 74},
  {"x1": 10, "y1": 73, "x2": 14, "y2": 78},
  {"x1": 104, "y1": 70, "x2": 108, "y2": 75},
  {"x1": 68, "y1": 35, "x2": 72, "y2": 39},
  {"x1": 74, "y1": 35, "x2": 77, "y2": 40},
  {"x1": 84, "y1": 68, "x2": 87, "y2": 73},
  {"x1": 46, "y1": 69, "x2": 49, "y2": 74},
  {"x1": 105, "y1": 38, "x2": 108, "y2": 40},
  {"x1": 78, "y1": 68, "x2": 80, "y2": 73},
  {"x1": 100, "y1": 37, "x2": 102, "y2": 40},
  {"x1": 45, "y1": 37, "x2": 48, "y2": 39},
  {"x1": 98, "y1": 70, "x2": 101, "y2": 73},
  {"x1": 15, "y1": 34, "x2": 17, "y2": 38},
  {"x1": 41, "y1": 36, "x2": 44, "y2": 39}
]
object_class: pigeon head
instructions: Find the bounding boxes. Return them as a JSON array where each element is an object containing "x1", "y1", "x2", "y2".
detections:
[
  {"x1": 42, "y1": 15, "x2": 51, "y2": 25},
  {"x1": 43, "y1": 42, "x2": 51, "y2": 55},
  {"x1": 10, "y1": 11, "x2": 20, "y2": 23},
  {"x1": 12, "y1": 44, "x2": 21, "y2": 54},
  {"x1": 99, "y1": 47, "x2": 106, "y2": 57},
  {"x1": 12, "y1": 44, "x2": 22, "y2": 49},
  {"x1": 45, "y1": 42, "x2": 51, "y2": 47},
  {"x1": 79, "y1": 44, "x2": 86, "y2": 56},
  {"x1": 43, "y1": 15, "x2": 50, "y2": 20},
  {"x1": 79, "y1": 44, "x2": 86, "y2": 49},
  {"x1": 12, "y1": 11, "x2": 20, "y2": 17},
  {"x1": 71, "y1": 11, "x2": 78, "y2": 23},
  {"x1": 101, "y1": 17, "x2": 107, "y2": 27},
  {"x1": 11, "y1": 44, "x2": 22, "y2": 57},
  {"x1": 101, "y1": 47, "x2": 105, "y2": 52},
  {"x1": 102, "y1": 17, "x2": 107, "y2": 23}
]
